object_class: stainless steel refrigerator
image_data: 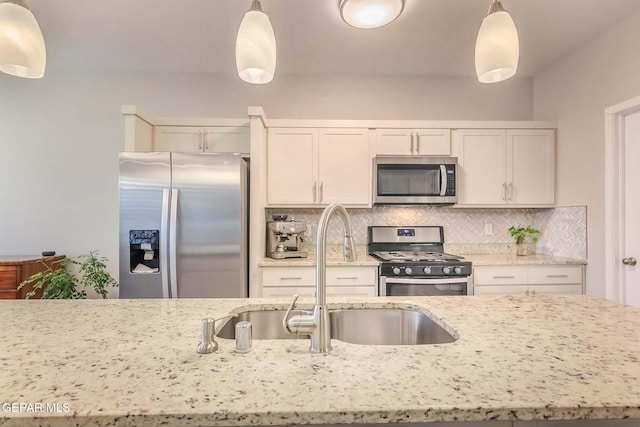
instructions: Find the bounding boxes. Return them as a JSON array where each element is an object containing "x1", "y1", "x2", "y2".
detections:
[{"x1": 119, "y1": 152, "x2": 248, "y2": 298}]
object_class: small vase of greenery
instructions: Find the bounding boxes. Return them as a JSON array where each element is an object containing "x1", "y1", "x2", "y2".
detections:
[
  {"x1": 508, "y1": 225, "x2": 540, "y2": 256},
  {"x1": 18, "y1": 251, "x2": 118, "y2": 299}
]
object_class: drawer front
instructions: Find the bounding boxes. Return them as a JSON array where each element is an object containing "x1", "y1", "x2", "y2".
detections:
[
  {"x1": 528, "y1": 266, "x2": 583, "y2": 284},
  {"x1": 528, "y1": 284, "x2": 583, "y2": 296},
  {"x1": 327, "y1": 286, "x2": 377, "y2": 298},
  {"x1": 0, "y1": 269, "x2": 18, "y2": 290},
  {"x1": 261, "y1": 286, "x2": 315, "y2": 298},
  {"x1": 473, "y1": 267, "x2": 527, "y2": 285},
  {"x1": 326, "y1": 267, "x2": 377, "y2": 286},
  {"x1": 473, "y1": 285, "x2": 529, "y2": 296},
  {"x1": 0, "y1": 290, "x2": 17, "y2": 299},
  {"x1": 262, "y1": 267, "x2": 315, "y2": 287}
]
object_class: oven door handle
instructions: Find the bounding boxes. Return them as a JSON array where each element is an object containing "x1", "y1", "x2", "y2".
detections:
[
  {"x1": 440, "y1": 165, "x2": 447, "y2": 196},
  {"x1": 384, "y1": 277, "x2": 467, "y2": 285}
]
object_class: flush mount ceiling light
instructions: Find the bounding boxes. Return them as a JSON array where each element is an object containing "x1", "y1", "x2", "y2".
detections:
[
  {"x1": 0, "y1": 0, "x2": 46, "y2": 79},
  {"x1": 339, "y1": 0, "x2": 405, "y2": 29},
  {"x1": 236, "y1": 0, "x2": 276, "y2": 84},
  {"x1": 475, "y1": 0, "x2": 519, "y2": 84}
]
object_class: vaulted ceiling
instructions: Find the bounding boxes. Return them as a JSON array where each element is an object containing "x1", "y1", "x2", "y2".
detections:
[{"x1": 31, "y1": 0, "x2": 640, "y2": 77}]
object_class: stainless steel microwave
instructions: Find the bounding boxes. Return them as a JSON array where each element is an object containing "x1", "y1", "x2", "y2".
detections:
[{"x1": 373, "y1": 156, "x2": 457, "y2": 204}]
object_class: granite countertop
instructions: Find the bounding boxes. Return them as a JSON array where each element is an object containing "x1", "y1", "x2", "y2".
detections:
[
  {"x1": 1, "y1": 296, "x2": 639, "y2": 426},
  {"x1": 258, "y1": 254, "x2": 380, "y2": 267},
  {"x1": 464, "y1": 254, "x2": 588, "y2": 266}
]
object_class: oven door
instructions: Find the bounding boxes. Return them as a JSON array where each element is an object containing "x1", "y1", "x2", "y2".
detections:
[
  {"x1": 374, "y1": 157, "x2": 457, "y2": 204},
  {"x1": 380, "y1": 276, "x2": 468, "y2": 296}
]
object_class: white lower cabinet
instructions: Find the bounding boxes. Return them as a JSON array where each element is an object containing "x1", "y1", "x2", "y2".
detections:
[
  {"x1": 473, "y1": 265, "x2": 585, "y2": 296},
  {"x1": 261, "y1": 266, "x2": 377, "y2": 298}
]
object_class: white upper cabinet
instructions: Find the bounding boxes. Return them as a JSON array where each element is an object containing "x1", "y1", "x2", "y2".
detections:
[
  {"x1": 154, "y1": 126, "x2": 249, "y2": 154},
  {"x1": 507, "y1": 130, "x2": 555, "y2": 205},
  {"x1": 453, "y1": 129, "x2": 555, "y2": 207},
  {"x1": 267, "y1": 128, "x2": 317, "y2": 205},
  {"x1": 318, "y1": 129, "x2": 371, "y2": 205},
  {"x1": 375, "y1": 128, "x2": 450, "y2": 156},
  {"x1": 267, "y1": 128, "x2": 371, "y2": 207}
]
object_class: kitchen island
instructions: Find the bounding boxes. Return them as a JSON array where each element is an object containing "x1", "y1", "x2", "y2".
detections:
[{"x1": 1, "y1": 296, "x2": 639, "y2": 427}]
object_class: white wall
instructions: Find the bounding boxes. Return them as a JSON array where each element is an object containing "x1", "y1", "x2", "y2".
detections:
[
  {"x1": 533, "y1": 8, "x2": 640, "y2": 296},
  {"x1": 0, "y1": 71, "x2": 532, "y2": 297}
]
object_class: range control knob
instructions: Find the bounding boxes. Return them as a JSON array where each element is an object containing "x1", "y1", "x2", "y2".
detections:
[
  {"x1": 454, "y1": 267, "x2": 463, "y2": 275},
  {"x1": 392, "y1": 267, "x2": 401, "y2": 275},
  {"x1": 442, "y1": 267, "x2": 452, "y2": 275},
  {"x1": 423, "y1": 266, "x2": 432, "y2": 274},
  {"x1": 405, "y1": 267, "x2": 413, "y2": 275}
]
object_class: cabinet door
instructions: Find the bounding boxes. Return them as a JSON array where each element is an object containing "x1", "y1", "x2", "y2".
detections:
[
  {"x1": 473, "y1": 285, "x2": 529, "y2": 296},
  {"x1": 453, "y1": 130, "x2": 507, "y2": 205},
  {"x1": 154, "y1": 126, "x2": 203, "y2": 152},
  {"x1": 415, "y1": 129, "x2": 451, "y2": 156},
  {"x1": 326, "y1": 286, "x2": 377, "y2": 297},
  {"x1": 375, "y1": 129, "x2": 413, "y2": 155},
  {"x1": 203, "y1": 126, "x2": 250, "y2": 155},
  {"x1": 262, "y1": 286, "x2": 315, "y2": 298},
  {"x1": 318, "y1": 128, "x2": 371, "y2": 206},
  {"x1": 507, "y1": 130, "x2": 555, "y2": 205},
  {"x1": 267, "y1": 128, "x2": 317, "y2": 205}
]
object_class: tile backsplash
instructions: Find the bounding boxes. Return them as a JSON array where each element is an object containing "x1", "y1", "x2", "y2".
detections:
[{"x1": 266, "y1": 205, "x2": 587, "y2": 259}]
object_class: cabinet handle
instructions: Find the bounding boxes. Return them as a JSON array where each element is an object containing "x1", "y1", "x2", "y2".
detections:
[
  {"x1": 547, "y1": 274, "x2": 569, "y2": 278},
  {"x1": 531, "y1": 289, "x2": 536, "y2": 296},
  {"x1": 410, "y1": 132, "x2": 414, "y2": 154},
  {"x1": 313, "y1": 182, "x2": 317, "y2": 203},
  {"x1": 525, "y1": 290, "x2": 530, "y2": 296},
  {"x1": 203, "y1": 130, "x2": 208, "y2": 151},
  {"x1": 416, "y1": 133, "x2": 420, "y2": 154},
  {"x1": 280, "y1": 277, "x2": 303, "y2": 280},
  {"x1": 336, "y1": 277, "x2": 358, "y2": 280},
  {"x1": 508, "y1": 183, "x2": 514, "y2": 201},
  {"x1": 502, "y1": 183, "x2": 507, "y2": 201},
  {"x1": 320, "y1": 182, "x2": 324, "y2": 203},
  {"x1": 198, "y1": 130, "x2": 203, "y2": 150},
  {"x1": 493, "y1": 275, "x2": 515, "y2": 279}
]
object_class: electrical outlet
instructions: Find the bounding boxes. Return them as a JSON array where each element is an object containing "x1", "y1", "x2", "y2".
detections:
[{"x1": 484, "y1": 223, "x2": 493, "y2": 236}]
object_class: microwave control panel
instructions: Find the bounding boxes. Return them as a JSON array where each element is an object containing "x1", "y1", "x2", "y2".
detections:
[{"x1": 445, "y1": 165, "x2": 456, "y2": 196}]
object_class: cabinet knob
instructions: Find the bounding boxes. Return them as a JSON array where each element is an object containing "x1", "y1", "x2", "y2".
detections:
[{"x1": 623, "y1": 257, "x2": 637, "y2": 266}]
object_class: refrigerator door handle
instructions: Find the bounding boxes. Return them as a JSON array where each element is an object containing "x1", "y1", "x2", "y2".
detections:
[
  {"x1": 160, "y1": 188, "x2": 171, "y2": 299},
  {"x1": 169, "y1": 188, "x2": 179, "y2": 298}
]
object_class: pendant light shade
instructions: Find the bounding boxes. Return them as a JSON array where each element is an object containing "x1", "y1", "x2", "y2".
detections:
[
  {"x1": 236, "y1": 0, "x2": 276, "y2": 84},
  {"x1": 475, "y1": 0, "x2": 519, "y2": 84},
  {"x1": 339, "y1": 0, "x2": 404, "y2": 29},
  {"x1": 0, "y1": 0, "x2": 45, "y2": 79}
]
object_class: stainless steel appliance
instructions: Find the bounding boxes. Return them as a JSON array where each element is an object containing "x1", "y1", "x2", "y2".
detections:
[
  {"x1": 266, "y1": 215, "x2": 308, "y2": 259},
  {"x1": 119, "y1": 152, "x2": 248, "y2": 298},
  {"x1": 373, "y1": 156, "x2": 457, "y2": 204},
  {"x1": 368, "y1": 226, "x2": 471, "y2": 296}
]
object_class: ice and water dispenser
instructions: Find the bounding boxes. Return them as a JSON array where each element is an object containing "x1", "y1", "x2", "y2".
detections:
[{"x1": 129, "y1": 230, "x2": 160, "y2": 273}]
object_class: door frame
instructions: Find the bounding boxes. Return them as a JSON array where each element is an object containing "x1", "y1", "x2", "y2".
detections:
[{"x1": 604, "y1": 95, "x2": 640, "y2": 303}]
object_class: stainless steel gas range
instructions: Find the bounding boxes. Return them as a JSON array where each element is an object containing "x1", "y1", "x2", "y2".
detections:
[{"x1": 368, "y1": 226, "x2": 472, "y2": 296}]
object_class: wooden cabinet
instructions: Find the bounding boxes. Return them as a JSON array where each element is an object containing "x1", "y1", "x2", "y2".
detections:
[
  {"x1": 261, "y1": 266, "x2": 378, "y2": 298},
  {"x1": 453, "y1": 129, "x2": 555, "y2": 207},
  {"x1": 0, "y1": 256, "x2": 65, "y2": 299},
  {"x1": 473, "y1": 265, "x2": 584, "y2": 296},
  {"x1": 375, "y1": 128, "x2": 451, "y2": 156},
  {"x1": 154, "y1": 126, "x2": 250, "y2": 154},
  {"x1": 267, "y1": 128, "x2": 371, "y2": 206}
]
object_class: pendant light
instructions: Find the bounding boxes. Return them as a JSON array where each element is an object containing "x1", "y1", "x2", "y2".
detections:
[
  {"x1": 0, "y1": 0, "x2": 45, "y2": 79},
  {"x1": 339, "y1": 0, "x2": 405, "y2": 29},
  {"x1": 236, "y1": 0, "x2": 276, "y2": 84},
  {"x1": 475, "y1": 0, "x2": 519, "y2": 84}
]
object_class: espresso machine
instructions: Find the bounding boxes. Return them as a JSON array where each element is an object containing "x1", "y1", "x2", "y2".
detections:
[{"x1": 267, "y1": 215, "x2": 308, "y2": 259}]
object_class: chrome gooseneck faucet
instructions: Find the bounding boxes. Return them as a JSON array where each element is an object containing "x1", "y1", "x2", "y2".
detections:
[{"x1": 283, "y1": 203, "x2": 357, "y2": 353}]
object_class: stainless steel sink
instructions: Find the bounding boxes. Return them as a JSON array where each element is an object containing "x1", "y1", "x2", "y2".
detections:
[{"x1": 217, "y1": 308, "x2": 457, "y2": 345}]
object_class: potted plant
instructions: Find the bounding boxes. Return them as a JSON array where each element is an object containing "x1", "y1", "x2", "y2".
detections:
[
  {"x1": 508, "y1": 225, "x2": 540, "y2": 256},
  {"x1": 18, "y1": 251, "x2": 118, "y2": 299}
]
